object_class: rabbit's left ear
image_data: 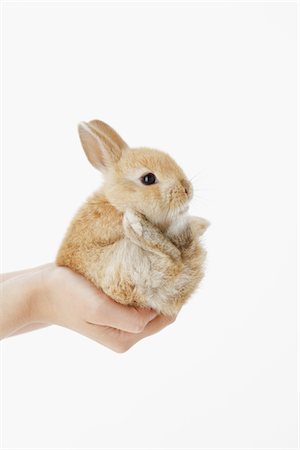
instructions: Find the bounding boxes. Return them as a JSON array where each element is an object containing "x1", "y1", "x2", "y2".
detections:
[{"x1": 78, "y1": 119, "x2": 128, "y2": 172}]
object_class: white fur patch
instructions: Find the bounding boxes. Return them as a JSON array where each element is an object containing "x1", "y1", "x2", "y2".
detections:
[
  {"x1": 167, "y1": 214, "x2": 189, "y2": 236},
  {"x1": 124, "y1": 210, "x2": 143, "y2": 236}
]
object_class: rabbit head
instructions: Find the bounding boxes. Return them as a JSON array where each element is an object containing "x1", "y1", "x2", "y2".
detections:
[{"x1": 78, "y1": 120, "x2": 193, "y2": 228}]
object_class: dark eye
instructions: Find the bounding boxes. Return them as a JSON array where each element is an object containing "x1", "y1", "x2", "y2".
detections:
[{"x1": 141, "y1": 173, "x2": 157, "y2": 185}]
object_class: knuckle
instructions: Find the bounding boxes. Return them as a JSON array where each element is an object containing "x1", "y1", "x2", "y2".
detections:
[
  {"x1": 114, "y1": 340, "x2": 133, "y2": 354},
  {"x1": 170, "y1": 315, "x2": 177, "y2": 323},
  {"x1": 115, "y1": 332, "x2": 136, "y2": 353},
  {"x1": 167, "y1": 314, "x2": 177, "y2": 325},
  {"x1": 131, "y1": 316, "x2": 147, "y2": 333}
]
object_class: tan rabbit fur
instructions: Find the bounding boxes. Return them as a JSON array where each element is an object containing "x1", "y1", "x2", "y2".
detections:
[{"x1": 56, "y1": 120, "x2": 209, "y2": 316}]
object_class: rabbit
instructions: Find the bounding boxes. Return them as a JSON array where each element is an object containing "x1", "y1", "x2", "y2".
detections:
[{"x1": 56, "y1": 120, "x2": 209, "y2": 316}]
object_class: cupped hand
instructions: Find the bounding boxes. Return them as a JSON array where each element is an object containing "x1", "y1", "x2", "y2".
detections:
[{"x1": 1, "y1": 264, "x2": 176, "y2": 352}]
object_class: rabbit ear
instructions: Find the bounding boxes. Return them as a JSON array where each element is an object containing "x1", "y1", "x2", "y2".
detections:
[{"x1": 78, "y1": 120, "x2": 128, "y2": 171}]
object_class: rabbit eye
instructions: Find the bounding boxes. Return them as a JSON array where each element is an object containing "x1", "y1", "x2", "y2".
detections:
[{"x1": 141, "y1": 173, "x2": 157, "y2": 185}]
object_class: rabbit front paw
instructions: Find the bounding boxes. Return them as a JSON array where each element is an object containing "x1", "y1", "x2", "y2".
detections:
[
  {"x1": 123, "y1": 209, "x2": 144, "y2": 237},
  {"x1": 123, "y1": 209, "x2": 181, "y2": 260}
]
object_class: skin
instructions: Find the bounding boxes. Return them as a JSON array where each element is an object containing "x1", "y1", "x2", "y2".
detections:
[{"x1": 0, "y1": 263, "x2": 176, "y2": 352}]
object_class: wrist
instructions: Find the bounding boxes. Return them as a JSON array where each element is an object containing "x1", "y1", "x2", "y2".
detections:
[
  {"x1": 0, "y1": 271, "x2": 40, "y2": 338},
  {"x1": 28, "y1": 264, "x2": 58, "y2": 325}
]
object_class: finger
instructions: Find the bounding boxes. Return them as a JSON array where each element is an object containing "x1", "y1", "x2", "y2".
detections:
[
  {"x1": 114, "y1": 314, "x2": 176, "y2": 351},
  {"x1": 73, "y1": 320, "x2": 125, "y2": 352},
  {"x1": 88, "y1": 292, "x2": 157, "y2": 334},
  {"x1": 78, "y1": 321, "x2": 138, "y2": 353},
  {"x1": 135, "y1": 314, "x2": 177, "y2": 339},
  {"x1": 123, "y1": 314, "x2": 177, "y2": 348},
  {"x1": 80, "y1": 314, "x2": 176, "y2": 353}
]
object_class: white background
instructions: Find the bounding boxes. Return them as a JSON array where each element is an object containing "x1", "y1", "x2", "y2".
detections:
[{"x1": 1, "y1": 1, "x2": 298, "y2": 449}]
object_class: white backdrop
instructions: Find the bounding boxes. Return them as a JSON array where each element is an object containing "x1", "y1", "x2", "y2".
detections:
[{"x1": 1, "y1": 2, "x2": 298, "y2": 449}]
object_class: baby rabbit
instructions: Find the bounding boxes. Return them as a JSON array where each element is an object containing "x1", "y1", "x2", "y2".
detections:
[{"x1": 56, "y1": 120, "x2": 209, "y2": 316}]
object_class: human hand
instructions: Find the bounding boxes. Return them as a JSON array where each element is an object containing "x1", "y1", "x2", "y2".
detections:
[{"x1": 0, "y1": 264, "x2": 176, "y2": 352}]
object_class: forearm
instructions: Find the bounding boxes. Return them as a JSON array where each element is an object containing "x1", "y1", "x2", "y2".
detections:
[
  {"x1": 0, "y1": 263, "x2": 53, "y2": 283},
  {"x1": 9, "y1": 322, "x2": 50, "y2": 336}
]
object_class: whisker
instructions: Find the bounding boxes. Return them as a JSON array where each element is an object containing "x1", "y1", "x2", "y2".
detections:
[
  {"x1": 193, "y1": 188, "x2": 211, "y2": 193},
  {"x1": 189, "y1": 173, "x2": 203, "y2": 183}
]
